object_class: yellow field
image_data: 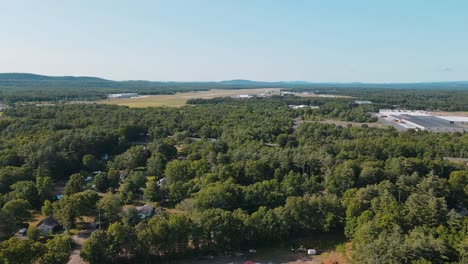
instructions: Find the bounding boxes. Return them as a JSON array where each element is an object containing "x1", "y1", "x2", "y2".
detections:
[{"x1": 98, "y1": 88, "x2": 281, "y2": 108}]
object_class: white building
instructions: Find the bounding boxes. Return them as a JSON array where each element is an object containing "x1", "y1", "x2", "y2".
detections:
[
  {"x1": 355, "y1": 100, "x2": 372, "y2": 105},
  {"x1": 379, "y1": 109, "x2": 430, "y2": 117},
  {"x1": 288, "y1": 105, "x2": 320, "y2": 109},
  {"x1": 107, "y1": 93, "x2": 139, "y2": 99},
  {"x1": 379, "y1": 109, "x2": 468, "y2": 132},
  {"x1": 436, "y1": 116, "x2": 468, "y2": 124},
  {"x1": 232, "y1": 94, "x2": 253, "y2": 99}
]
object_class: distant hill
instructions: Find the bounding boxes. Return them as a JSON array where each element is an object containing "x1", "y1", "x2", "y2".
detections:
[
  {"x1": 219, "y1": 79, "x2": 273, "y2": 85},
  {"x1": 0, "y1": 73, "x2": 111, "y2": 82},
  {"x1": 0, "y1": 73, "x2": 467, "y2": 103},
  {"x1": 1, "y1": 73, "x2": 467, "y2": 89},
  {"x1": 306, "y1": 81, "x2": 468, "y2": 89},
  {"x1": 0, "y1": 73, "x2": 117, "y2": 90},
  {"x1": 214, "y1": 79, "x2": 468, "y2": 89}
]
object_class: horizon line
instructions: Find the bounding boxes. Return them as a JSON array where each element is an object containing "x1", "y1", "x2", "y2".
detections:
[{"x1": 1, "y1": 72, "x2": 468, "y2": 84}]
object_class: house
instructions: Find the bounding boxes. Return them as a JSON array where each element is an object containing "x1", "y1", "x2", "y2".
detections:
[
  {"x1": 136, "y1": 204, "x2": 156, "y2": 219},
  {"x1": 37, "y1": 216, "x2": 60, "y2": 235}
]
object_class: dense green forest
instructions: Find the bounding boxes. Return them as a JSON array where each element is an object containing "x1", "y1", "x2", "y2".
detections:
[
  {"x1": 0, "y1": 95, "x2": 467, "y2": 263},
  {"x1": 289, "y1": 88, "x2": 468, "y2": 111},
  {"x1": 0, "y1": 74, "x2": 288, "y2": 103},
  {"x1": 1, "y1": 74, "x2": 468, "y2": 112}
]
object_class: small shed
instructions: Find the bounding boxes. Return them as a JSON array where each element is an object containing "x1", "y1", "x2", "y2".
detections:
[
  {"x1": 37, "y1": 216, "x2": 60, "y2": 235},
  {"x1": 307, "y1": 249, "x2": 317, "y2": 255}
]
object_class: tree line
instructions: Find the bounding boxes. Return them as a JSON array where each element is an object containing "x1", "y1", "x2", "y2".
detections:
[{"x1": 0, "y1": 98, "x2": 466, "y2": 263}]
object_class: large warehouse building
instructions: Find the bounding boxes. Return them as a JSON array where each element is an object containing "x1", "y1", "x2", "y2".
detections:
[
  {"x1": 379, "y1": 110, "x2": 468, "y2": 132},
  {"x1": 107, "y1": 93, "x2": 139, "y2": 99}
]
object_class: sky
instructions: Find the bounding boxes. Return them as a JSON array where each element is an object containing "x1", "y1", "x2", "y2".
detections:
[{"x1": 1, "y1": 0, "x2": 467, "y2": 82}]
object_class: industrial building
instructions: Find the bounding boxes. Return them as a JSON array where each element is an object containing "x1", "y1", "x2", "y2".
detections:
[
  {"x1": 231, "y1": 94, "x2": 253, "y2": 99},
  {"x1": 107, "y1": 93, "x2": 139, "y2": 99},
  {"x1": 379, "y1": 110, "x2": 468, "y2": 132},
  {"x1": 354, "y1": 100, "x2": 373, "y2": 105},
  {"x1": 288, "y1": 105, "x2": 320, "y2": 109}
]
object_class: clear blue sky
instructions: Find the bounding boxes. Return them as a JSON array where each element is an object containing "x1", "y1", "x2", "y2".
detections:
[{"x1": 1, "y1": 0, "x2": 467, "y2": 82}]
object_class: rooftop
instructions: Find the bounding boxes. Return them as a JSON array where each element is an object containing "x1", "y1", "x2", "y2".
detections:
[
  {"x1": 396, "y1": 114, "x2": 467, "y2": 132},
  {"x1": 37, "y1": 216, "x2": 59, "y2": 228}
]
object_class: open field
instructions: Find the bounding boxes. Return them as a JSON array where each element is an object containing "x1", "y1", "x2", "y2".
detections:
[{"x1": 98, "y1": 88, "x2": 282, "y2": 108}]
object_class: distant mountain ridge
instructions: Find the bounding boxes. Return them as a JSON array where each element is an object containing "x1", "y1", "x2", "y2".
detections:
[
  {"x1": 0, "y1": 73, "x2": 111, "y2": 82},
  {"x1": 0, "y1": 72, "x2": 467, "y2": 104},
  {"x1": 1, "y1": 73, "x2": 468, "y2": 90}
]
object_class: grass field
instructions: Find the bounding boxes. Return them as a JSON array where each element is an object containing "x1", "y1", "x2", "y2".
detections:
[{"x1": 98, "y1": 88, "x2": 281, "y2": 108}]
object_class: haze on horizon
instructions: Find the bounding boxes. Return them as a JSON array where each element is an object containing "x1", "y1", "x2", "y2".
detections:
[{"x1": 1, "y1": 0, "x2": 467, "y2": 83}]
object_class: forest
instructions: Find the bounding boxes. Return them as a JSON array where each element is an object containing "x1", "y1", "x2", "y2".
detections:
[
  {"x1": 1, "y1": 74, "x2": 468, "y2": 112},
  {"x1": 289, "y1": 88, "x2": 468, "y2": 112},
  {"x1": 0, "y1": 74, "x2": 285, "y2": 103},
  {"x1": 0, "y1": 95, "x2": 466, "y2": 264}
]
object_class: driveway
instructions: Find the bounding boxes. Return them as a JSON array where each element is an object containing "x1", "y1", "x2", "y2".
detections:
[{"x1": 68, "y1": 225, "x2": 96, "y2": 264}]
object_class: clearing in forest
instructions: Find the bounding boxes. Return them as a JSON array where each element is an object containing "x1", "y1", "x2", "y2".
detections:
[{"x1": 98, "y1": 88, "x2": 282, "y2": 108}]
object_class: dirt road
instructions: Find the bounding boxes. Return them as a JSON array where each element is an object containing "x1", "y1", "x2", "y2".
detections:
[{"x1": 68, "y1": 226, "x2": 95, "y2": 264}]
